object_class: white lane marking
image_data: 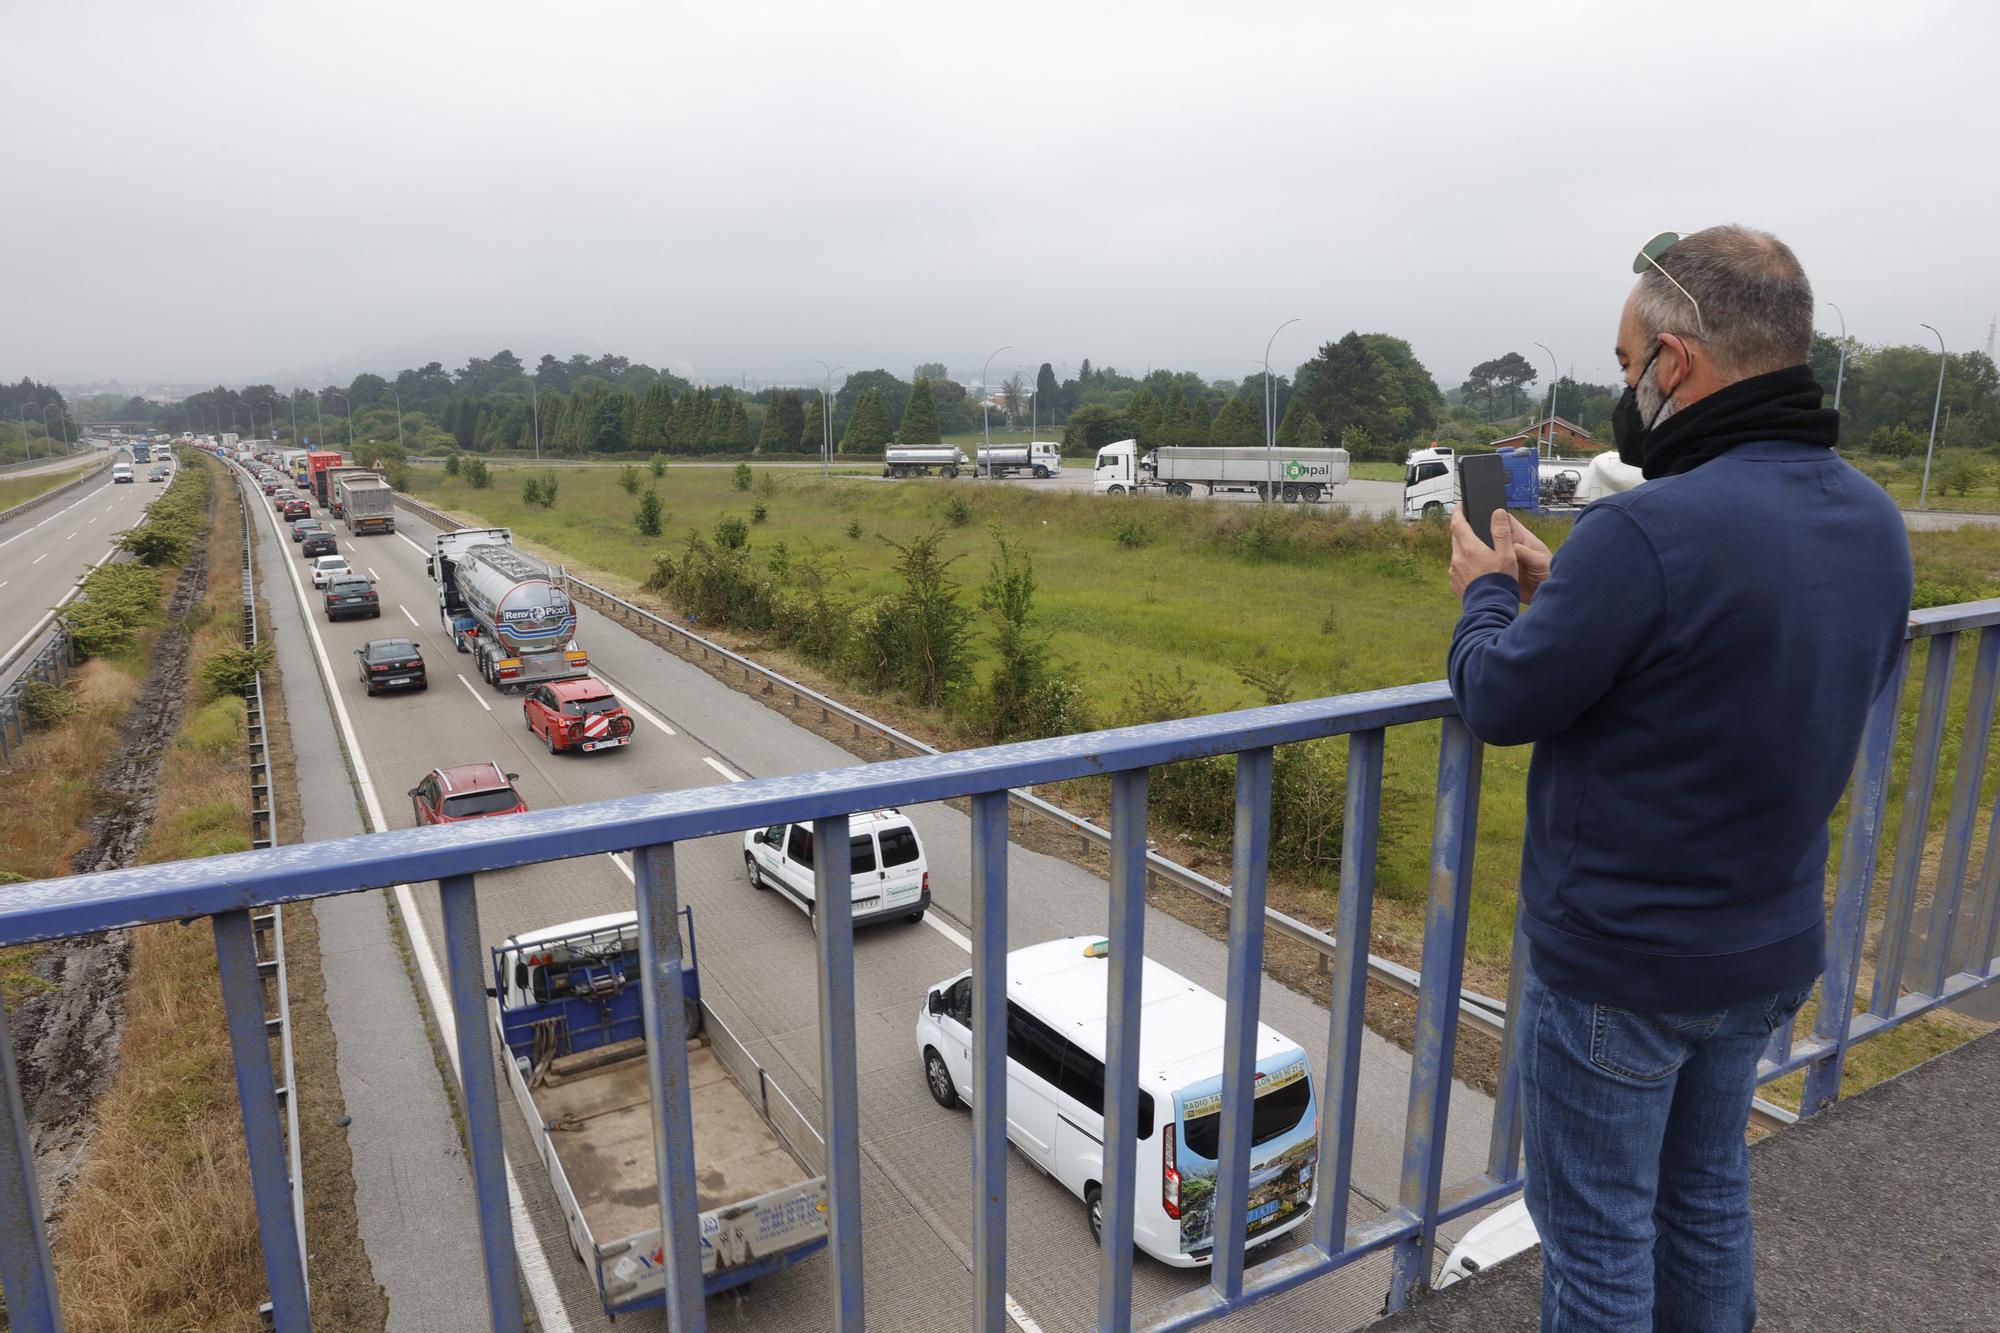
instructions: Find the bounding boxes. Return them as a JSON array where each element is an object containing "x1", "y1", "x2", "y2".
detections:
[
  {"x1": 0, "y1": 544, "x2": 119, "y2": 680},
  {"x1": 456, "y1": 673, "x2": 492, "y2": 711},
  {"x1": 65, "y1": 532, "x2": 75, "y2": 540},
  {"x1": 400, "y1": 605, "x2": 419, "y2": 627},
  {"x1": 0, "y1": 581, "x2": 7, "y2": 590},
  {"x1": 248, "y1": 470, "x2": 573, "y2": 1332},
  {"x1": 922, "y1": 911, "x2": 973, "y2": 952},
  {"x1": 702, "y1": 756, "x2": 741, "y2": 783},
  {"x1": 87, "y1": 515, "x2": 97, "y2": 525},
  {"x1": 397, "y1": 532, "x2": 430, "y2": 557},
  {"x1": 368, "y1": 567, "x2": 379, "y2": 580},
  {"x1": 30, "y1": 553, "x2": 46, "y2": 565},
  {"x1": 582, "y1": 667, "x2": 676, "y2": 737}
]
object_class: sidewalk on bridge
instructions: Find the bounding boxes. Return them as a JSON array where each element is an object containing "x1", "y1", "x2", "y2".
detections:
[{"x1": 1376, "y1": 1028, "x2": 2000, "y2": 1330}]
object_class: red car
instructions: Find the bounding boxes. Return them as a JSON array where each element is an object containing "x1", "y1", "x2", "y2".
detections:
[
  {"x1": 522, "y1": 677, "x2": 635, "y2": 754},
  {"x1": 408, "y1": 762, "x2": 526, "y2": 825},
  {"x1": 279, "y1": 497, "x2": 310, "y2": 519}
]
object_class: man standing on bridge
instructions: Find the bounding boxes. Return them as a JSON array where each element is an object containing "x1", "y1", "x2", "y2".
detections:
[{"x1": 1444, "y1": 225, "x2": 1912, "y2": 1329}]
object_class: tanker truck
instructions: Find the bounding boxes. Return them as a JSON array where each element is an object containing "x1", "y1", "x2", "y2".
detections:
[
  {"x1": 972, "y1": 441, "x2": 1063, "y2": 478},
  {"x1": 882, "y1": 445, "x2": 969, "y2": 479},
  {"x1": 428, "y1": 527, "x2": 590, "y2": 691}
]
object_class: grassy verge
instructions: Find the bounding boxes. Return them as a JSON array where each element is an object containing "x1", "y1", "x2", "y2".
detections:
[
  {"x1": 47, "y1": 457, "x2": 271, "y2": 1331},
  {"x1": 409, "y1": 460, "x2": 1997, "y2": 1086},
  {"x1": 0, "y1": 460, "x2": 98, "y2": 512}
]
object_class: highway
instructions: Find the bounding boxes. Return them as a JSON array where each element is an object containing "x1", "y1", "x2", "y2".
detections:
[
  {"x1": 243, "y1": 465, "x2": 1495, "y2": 1331},
  {"x1": 0, "y1": 461, "x2": 160, "y2": 691},
  {"x1": 0, "y1": 450, "x2": 102, "y2": 480}
]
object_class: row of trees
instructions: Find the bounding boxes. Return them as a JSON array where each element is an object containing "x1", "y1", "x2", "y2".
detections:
[{"x1": 0, "y1": 379, "x2": 80, "y2": 463}]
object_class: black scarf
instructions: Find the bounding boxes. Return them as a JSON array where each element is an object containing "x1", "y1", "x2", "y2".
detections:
[{"x1": 1640, "y1": 363, "x2": 1839, "y2": 480}]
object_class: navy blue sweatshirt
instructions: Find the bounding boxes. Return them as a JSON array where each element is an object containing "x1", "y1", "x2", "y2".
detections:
[{"x1": 1449, "y1": 441, "x2": 1912, "y2": 1011}]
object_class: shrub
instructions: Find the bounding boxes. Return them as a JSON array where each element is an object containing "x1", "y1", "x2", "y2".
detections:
[
  {"x1": 715, "y1": 516, "x2": 749, "y2": 550},
  {"x1": 119, "y1": 524, "x2": 191, "y2": 567},
  {"x1": 845, "y1": 530, "x2": 974, "y2": 708},
  {"x1": 521, "y1": 475, "x2": 544, "y2": 506},
  {"x1": 199, "y1": 641, "x2": 274, "y2": 699},
  {"x1": 443, "y1": 453, "x2": 461, "y2": 477},
  {"x1": 465, "y1": 457, "x2": 491, "y2": 489},
  {"x1": 636, "y1": 489, "x2": 664, "y2": 537},
  {"x1": 61, "y1": 562, "x2": 165, "y2": 656},
  {"x1": 756, "y1": 472, "x2": 778, "y2": 497},
  {"x1": 181, "y1": 695, "x2": 246, "y2": 752},
  {"x1": 649, "y1": 452, "x2": 666, "y2": 479},
  {"x1": 1112, "y1": 518, "x2": 1150, "y2": 549},
  {"x1": 21, "y1": 679, "x2": 75, "y2": 725},
  {"x1": 846, "y1": 519, "x2": 863, "y2": 541},
  {"x1": 751, "y1": 502, "x2": 768, "y2": 524},
  {"x1": 732, "y1": 461, "x2": 752, "y2": 491},
  {"x1": 619, "y1": 464, "x2": 642, "y2": 495},
  {"x1": 767, "y1": 542, "x2": 791, "y2": 578},
  {"x1": 976, "y1": 534, "x2": 1091, "y2": 741},
  {"x1": 944, "y1": 494, "x2": 973, "y2": 527}
]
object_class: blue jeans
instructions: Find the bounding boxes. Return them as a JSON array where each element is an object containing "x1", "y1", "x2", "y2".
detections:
[{"x1": 1518, "y1": 963, "x2": 1812, "y2": 1332}]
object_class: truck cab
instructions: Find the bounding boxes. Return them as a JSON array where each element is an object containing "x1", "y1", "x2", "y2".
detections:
[
  {"x1": 1092, "y1": 439, "x2": 1143, "y2": 494},
  {"x1": 1403, "y1": 446, "x2": 1457, "y2": 517}
]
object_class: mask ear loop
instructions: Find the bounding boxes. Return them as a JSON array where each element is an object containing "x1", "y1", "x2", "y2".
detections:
[{"x1": 1633, "y1": 233, "x2": 1707, "y2": 340}]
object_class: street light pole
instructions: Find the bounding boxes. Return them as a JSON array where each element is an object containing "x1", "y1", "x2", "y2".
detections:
[
  {"x1": 1263, "y1": 318, "x2": 1300, "y2": 504},
  {"x1": 16, "y1": 404, "x2": 33, "y2": 460},
  {"x1": 314, "y1": 396, "x2": 327, "y2": 452},
  {"x1": 980, "y1": 345, "x2": 1014, "y2": 478},
  {"x1": 326, "y1": 393, "x2": 356, "y2": 453},
  {"x1": 385, "y1": 385, "x2": 405, "y2": 453},
  {"x1": 530, "y1": 381, "x2": 541, "y2": 461},
  {"x1": 1918, "y1": 323, "x2": 1947, "y2": 511},
  {"x1": 1533, "y1": 342, "x2": 1559, "y2": 458},
  {"x1": 1827, "y1": 303, "x2": 1849, "y2": 413},
  {"x1": 814, "y1": 361, "x2": 846, "y2": 480}
]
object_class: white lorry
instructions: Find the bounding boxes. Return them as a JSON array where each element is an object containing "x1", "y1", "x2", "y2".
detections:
[
  {"x1": 973, "y1": 441, "x2": 1063, "y2": 478},
  {"x1": 427, "y1": 527, "x2": 590, "y2": 691},
  {"x1": 1401, "y1": 445, "x2": 1643, "y2": 521},
  {"x1": 883, "y1": 445, "x2": 970, "y2": 479},
  {"x1": 1091, "y1": 440, "x2": 1351, "y2": 502},
  {"x1": 494, "y1": 909, "x2": 830, "y2": 1316}
]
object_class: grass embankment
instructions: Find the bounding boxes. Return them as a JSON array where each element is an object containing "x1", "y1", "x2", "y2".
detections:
[
  {"x1": 0, "y1": 460, "x2": 98, "y2": 512},
  {"x1": 410, "y1": 461, "x2": 1997, "y2": 1096},
  {"x1": 40, "y1": 457, "x2": 275, "y2": 1332}
]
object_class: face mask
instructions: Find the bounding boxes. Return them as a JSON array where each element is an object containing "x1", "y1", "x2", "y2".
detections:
[{"x1": 1612, "y1": 346, "x2": 1668, "y2": 467}]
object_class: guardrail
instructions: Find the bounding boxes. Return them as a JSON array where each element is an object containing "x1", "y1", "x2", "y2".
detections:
[
  {"x1": 0, "y1": 455, "x2": 110, "y2": 527},
  {"x1": 388, "y1": 492, "x2": 1512, "y2": 1040},
  {"x1": 0, "y1": 624, "x2": 77, "y2": 765},
  {"x1": 232, "y1": 463, "x2": 308, "y2": 1321}
]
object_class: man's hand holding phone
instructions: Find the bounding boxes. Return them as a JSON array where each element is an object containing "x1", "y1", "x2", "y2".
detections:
[{"x1": 1450, "y1": 508, "x2": 1553, "y2": 603}]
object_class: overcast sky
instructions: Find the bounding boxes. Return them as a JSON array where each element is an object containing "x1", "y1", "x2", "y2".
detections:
[{"x1": 6, "y1": 1, "x2": 1995, "y2": 396}]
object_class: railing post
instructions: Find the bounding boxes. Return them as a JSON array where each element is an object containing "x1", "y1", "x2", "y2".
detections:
[
  {"x1": 1805, "y1": 646, "x2": 1908, "y2": 1113},
  {"x1": 1385, "y1": 718, "x2": 1484, "y2": 1312},
  {"x1": 1921, "y1": 626, "x2": 2000, "y2": 995},
  {"x1": 1315, "y1": 728, "x2": 1384, "y2": 1257},
  {"x1": 1210, "y1": 747, "x2": 1272, "y2": 1304},
  {"x1": 1485, "y1": 911, "x2": 1530, "y2": 1183},
  {"x1": 436, "y1": 874, "x2": 526, "y2": 1332},
  {"x1": 0, "y1": 989, "x2": 61, "y2": 1332},
  {"x1": 214, "y1": 909, "x2": 310, "y2": 1329},
  {"x1": 969, "y1": 792, "x2": 1010, "y2": 1333},
  {"x1": 813, "y1": 815, "x2": 865, "y2": 1333},
  {"x1": 633, "y1": 845, "x2": 706, "y2": 1332},
  {"x1": 1872, "y1": 635, "x2": 1957, "y2": 1015},
  {"x1": 1097, "y1": 768, "x2": 1149, "y2": 1333}
]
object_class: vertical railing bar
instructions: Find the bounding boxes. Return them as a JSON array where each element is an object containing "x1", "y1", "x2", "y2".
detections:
[
  {"x1": 1210, "y1": 747, "x2": 1273, "y2": 1303},
  {"x1": 1097, "y1": 769, "x2": 1150, "y2": 1333},
  {"x1": 1921, "y1": 627, "x2": 2000, "y2": 995},
  {"x1": 215, "y1": 908, "x2": 310, "y2": 1329},
  {"x1": 633, "y1": 844, "x2": 707, "y2": 1332},
  {"x1": 1384, "y1": 718, "x2": 1483, "y2": 1313},
  {"x1": 435, "y1": 874, "x2": 526, "y2": 1333},
  {"x1": 812, "y1": 814, "x2": 865, "y2": 1333},
  {"x1": 1315, "y1": 728, "x2": 1383, "y2": 1257},
  {"x1": 1484, "y1": 911, "x2": 1530, "y2": 1182},
  {"x1": 1805, "y1": 645, "x2": 1908, "y2": 1114},
  {"x1": 969, "y1": 792, "x2": 1010, "y2": 1333},
  {"x1": 1872, "y1": 635, "x2": 1957, "y2": 1015},
  {"x1": 1971, "y1": 802, "x2": 2000, "y2": 980},
  {"x1": 0, "y1": 977, "x2": 62, "y2": 1332}
]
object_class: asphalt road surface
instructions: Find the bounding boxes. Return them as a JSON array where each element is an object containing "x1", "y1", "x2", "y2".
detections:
[
  {"x1": 244, "y1": 470, "x2": 1494, "y2": 1332},
  {"x1": 0, "y1": 463, "x2": 160, "y2": 691}
]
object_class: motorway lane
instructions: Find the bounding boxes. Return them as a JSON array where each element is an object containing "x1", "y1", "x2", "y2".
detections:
[
  {"x1": 0, "y1": 465, "x2": 161, "y2": 688},
  {"x1": 0, "y1": 450, "x2": 102, "y2": 479},
  {"x1": 252, "y1": 479, "x2": 1495, "y2": 1331}
]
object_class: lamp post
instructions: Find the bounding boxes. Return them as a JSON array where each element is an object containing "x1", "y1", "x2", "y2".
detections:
[
  {"x1": 815, "y1": 361, "x2": 846, "y2": 480},
  {"x1": 283, "y1": 394, "x2": 299, "y2": 447},
  {"x1": 1028, "y1": 389, "x2": 1037, "y2": 442},
  {"x1": 529, "y1": 381, "x2": 541, "y2": 461},
  {"x1": 324, "y1": 392, "x2": 356, "y2": 453},
  {"x1": 1917, "y1": 324, "x2": 1947, "y2": 511},
  {"x1": 43, "y1": 404, "x2": 71, "y2": 455},
  {"x1": 314, "y1": 396, "x2": 327, "y2": 452},
  {"x1": 1827, "y1": 303, "x2": 1848, "y2": 412},
  {"x1": 15, "y1": 404, "x2": 32, "y2": 460},
  {"x1": 1263, "y1": 318, "x2": 1300, "y2": 504},
  {"x1": 980, "y1": 345, "x2": 1014, "y2": 478},
  {"x1": 384, "y1": 385, "x2": 405, "y2": 453},
  {"x1": 1533, "y1": 342, "x2": 1559, "y2": 458}
]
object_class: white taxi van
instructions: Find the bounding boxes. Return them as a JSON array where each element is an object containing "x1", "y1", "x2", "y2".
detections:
[
  {"x1": 743, "y1": 807, "x2": 930, "y2": 926},
  {"x1": 915, "y1": 936, "x2": 1317, "y2": 1265}
]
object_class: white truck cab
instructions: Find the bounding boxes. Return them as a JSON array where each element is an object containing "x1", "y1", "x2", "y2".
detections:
[
  {"x1": 915, "y1": 937, "x2": 1318, "y2": 1268},
  {"x1": 743, "y1": 808, "x2": 930, "y2": 925}
]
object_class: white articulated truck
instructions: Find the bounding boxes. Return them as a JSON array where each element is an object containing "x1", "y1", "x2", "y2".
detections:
[
  {"x1": 1091, "y1": 440, "x2": 1352, "y2": 502},
  {"x1": 882, "y1": 445, "x2": 970, "y2": 479},
  {"x1": 1401, "y1": 445, "x2": 1643, "y2": 520},
  {"x1": 428, "y1": 527, "x2": 590, "y2": 691},
  {"x1": 973, "y1": 441, "x2": 1063, "y2": 478},
  {"x1": 494, "y1": 909, "x2": 830, "y2": 1316},
  {"x1": 334, "y1": 472, "x2": 397, "y2": 534}
]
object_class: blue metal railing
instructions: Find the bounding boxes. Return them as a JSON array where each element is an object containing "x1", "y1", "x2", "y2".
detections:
[{"x1": 1, "y1": 598, "x2": 1998, "y2": 1331}]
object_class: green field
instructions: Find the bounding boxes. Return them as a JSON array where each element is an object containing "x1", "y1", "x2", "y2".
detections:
[
  {"x1": 0, "y1": 460, "x2": 97, "y2": 512},
  {"x1": 408, "y1": 459, "x2": 2000, "y2": 1024}
]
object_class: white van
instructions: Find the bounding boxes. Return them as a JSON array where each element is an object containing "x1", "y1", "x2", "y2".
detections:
[
  {"x1": 111, "y1": 462, "x2": 134, "y2": 484},
  {"x1": 743, "y1": 808, "x2": 930, "y2": 925},
  {"x1": 915, "y1": 936, "x2": 1317, "y2": 1266}
]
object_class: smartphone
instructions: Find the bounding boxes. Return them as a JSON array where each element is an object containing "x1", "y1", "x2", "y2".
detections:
[{"x1": 1457, "y1": 452, "x2": 1508, "y2": 549}]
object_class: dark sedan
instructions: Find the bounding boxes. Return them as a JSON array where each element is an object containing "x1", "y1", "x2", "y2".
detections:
[
  {"x1": 355, "y1": 639, "x2": 426, "y2": 695},
  {"x1": 301, "y1": 532, "x2": 338, "y2": 558},
  {"x1": 323, "y1": 576, "x2": 381, "y2": 621}
]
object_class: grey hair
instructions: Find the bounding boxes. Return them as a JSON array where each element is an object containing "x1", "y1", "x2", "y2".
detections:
[{"x1": 1633, "y1": 225, "x2": 1815, "y2": 378}]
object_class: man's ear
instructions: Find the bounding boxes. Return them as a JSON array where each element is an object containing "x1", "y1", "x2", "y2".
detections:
[{"x1": 1655, "y1": 332, "x2": 1695, "y2": 397}]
